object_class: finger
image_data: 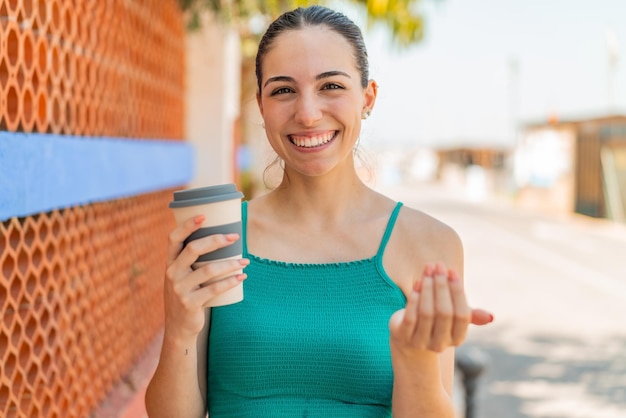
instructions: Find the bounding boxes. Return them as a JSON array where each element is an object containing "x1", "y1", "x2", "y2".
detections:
[
  {"x1": 415, "y1": 263, "x2": 434, "y2": 292},
  {"x1": 448, "y1": 269, "x2": 471, "y2": 345},
  {"x1": 167, "y1": 259, "x2": 248, "y2": 314},
  {"x1": 393, "y1": 264, "x2": 430, "y2": 342},
  {"x1": 400, "y1": 288, "x2": 420, "y2": 340},
  {"x1": 167, "y1": 215, "x2": 205, "y2": 264},
  {"x1": 388, "y1": 308, "x2": 406, "y2": 338},
  {"x1": 173, "y1": 233, "x2": 240, "y2": 275},
  {"x1": 198, "y1": 273, "x2": 248, "y2": 308},
  {"x1": 430, "y1": 269, "x2": 454, "y2": 351},
  {"x1": 192, "y1": 258, "x2": 249, "y2": 289},
  {"x1": 413, "y1": 275, "x2": 434, "y2": 347},
  {"x1": 471, "y1": 309, "x2": 494, "y2": 325}
]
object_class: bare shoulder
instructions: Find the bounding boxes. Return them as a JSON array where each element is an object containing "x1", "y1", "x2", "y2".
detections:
[
  {"x1": 383, "y1": 203, "x2": 464, "y2": 294},
  {"x1": 397, "y1": 204, "x2": 462, "y2": 252},
  {"x1": 244, "y1": 193, "x2": 275, "y2": 228}
]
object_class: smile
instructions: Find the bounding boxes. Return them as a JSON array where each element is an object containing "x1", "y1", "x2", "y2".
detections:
[{"x1": 289, "y1": 131, "x2": 337, "y2": 148}]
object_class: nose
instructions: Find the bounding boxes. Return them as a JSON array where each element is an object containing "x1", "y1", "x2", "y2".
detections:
[{"x1": 293, "y1": 92, "x2": 323, "y2": 126}]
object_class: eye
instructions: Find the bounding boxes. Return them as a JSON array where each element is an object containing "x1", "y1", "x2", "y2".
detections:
[
  {"x1": 322, "y1": 83, "x2": 344, "y2": 91},
  {"x1": 270, "y1": 87, "x2": 293, "y2": 96}
]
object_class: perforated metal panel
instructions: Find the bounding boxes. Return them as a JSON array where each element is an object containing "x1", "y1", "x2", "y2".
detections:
[
  {"x1": 1, "y1": 194, "x2": 175, "y2": 417},
  {"x1": 0, "y1": 0, "x2": 184, "y2": 139},
  {"x1": 0, "y1": 1, "x2": 186, "y2": 416}
]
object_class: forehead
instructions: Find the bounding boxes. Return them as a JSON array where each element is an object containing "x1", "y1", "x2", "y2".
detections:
[{"x1": 262, "y1": 26, "x2": 358, "y2": 80}]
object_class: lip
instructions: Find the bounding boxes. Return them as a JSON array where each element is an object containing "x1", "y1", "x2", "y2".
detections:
[{"x1": 288, "y1": 130, "x2": 338, "y2": 150}]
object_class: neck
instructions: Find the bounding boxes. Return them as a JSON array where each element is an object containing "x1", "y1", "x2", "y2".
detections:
[{"x1": 268, "y1": 166, "x2": 373, "y2": 224}]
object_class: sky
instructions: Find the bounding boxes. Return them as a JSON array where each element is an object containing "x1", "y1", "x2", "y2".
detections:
[{"x1": 334, "y1": 0, "x2": 626, "y2": 148}]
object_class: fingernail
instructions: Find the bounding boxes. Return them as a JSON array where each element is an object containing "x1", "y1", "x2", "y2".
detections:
[
  {"x1": 225, "y1": 233, "x2": 239, "y2": 241},
  {"x1": 194, "y1": 215, "x2": 205, "y2": 224},
  {"x1": 423, "y1": 264, "x2": 434, "y2": 276},
  {"x1": 236, "y1": 273, "x2": 247, "y2": 282},
  {"x1": 239, "y1": 258, "x2": 250, "y2": 266},
  {"x1": 489, "y1": 314, "x2": 494, "y2": 322}
]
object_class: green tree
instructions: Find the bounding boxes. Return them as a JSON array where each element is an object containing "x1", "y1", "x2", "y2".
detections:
[{"x1": 179, "y1": 0, "x2": 435, "y2": 48}]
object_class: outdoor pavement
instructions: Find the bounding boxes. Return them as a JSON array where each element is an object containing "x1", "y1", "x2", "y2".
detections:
[{"x1": 377, "y1": 181, "x2": 626, "y2": 418}]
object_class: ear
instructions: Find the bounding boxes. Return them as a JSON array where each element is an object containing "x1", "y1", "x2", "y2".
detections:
[{"x1": 362, "y1": 79, "x2": 378, "y2": 115}]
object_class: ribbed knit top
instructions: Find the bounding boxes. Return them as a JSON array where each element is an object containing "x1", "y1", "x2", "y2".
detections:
[{"x1": 207, "y1": 201, "x2": 406, "y2": 417}]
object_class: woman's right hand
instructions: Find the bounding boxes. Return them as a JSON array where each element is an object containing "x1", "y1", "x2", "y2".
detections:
[{"x1": 163, "y1": 214, "x2": 249, "y2": 339}]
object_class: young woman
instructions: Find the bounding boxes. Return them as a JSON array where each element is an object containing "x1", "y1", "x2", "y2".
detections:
[{"x1": 146, "y1": 5, "x2": 493, "y2": 417}]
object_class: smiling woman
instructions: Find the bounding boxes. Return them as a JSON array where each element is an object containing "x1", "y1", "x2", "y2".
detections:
[
  {"x1": 255, "y1": 23, "x2": 377, "y2": 178},
  {"x1": 146, "y1": 5, "x2": 493, "y2": 418}
]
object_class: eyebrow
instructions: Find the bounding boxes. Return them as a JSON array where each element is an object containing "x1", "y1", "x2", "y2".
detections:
[{"x1": 263, "y1": 70, "x2": 351, "y2": 88}]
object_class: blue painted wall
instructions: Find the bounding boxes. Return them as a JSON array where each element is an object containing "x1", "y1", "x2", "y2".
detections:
[{"x1": 0, "y1": 132, "x2": 195, "y2": 221}]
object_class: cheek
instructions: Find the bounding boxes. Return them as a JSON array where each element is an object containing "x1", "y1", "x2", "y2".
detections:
[
  {"x1": 328, "y1": 102, "x2": 362, "y2": 132},
  {"x1": 262, "y1": 103, "x2": 289, "y2": 125},
  {"x1": 262, "y1": 118, "x2": 287, "y2": 150},
  {"x1": 329, "y1": 96, "x2": 362, "y2": 118}
]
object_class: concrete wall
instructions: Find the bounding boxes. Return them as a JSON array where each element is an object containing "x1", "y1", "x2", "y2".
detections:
[{"x1": 185, "y1": 15, "x2": 241, "y2": 188}]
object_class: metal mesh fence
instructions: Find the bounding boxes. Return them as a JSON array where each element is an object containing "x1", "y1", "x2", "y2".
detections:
[
  {"x1": 0, "y1": 194, "x2": 175, "y2": 417},
  {"x1": 1, "y1": 1, "x2": 186, "y2": 416},
  {"x1": 0, "y1": 0, "x2": 184, "y2": 138}
]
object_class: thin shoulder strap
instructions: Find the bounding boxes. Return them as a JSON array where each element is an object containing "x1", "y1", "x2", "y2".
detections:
[
  {"x1": 241, "y1": 200, "x2": 248, "y2": 255},
  {"x1": 376, "y1": 202, "x2": 404, "y2": 258}
]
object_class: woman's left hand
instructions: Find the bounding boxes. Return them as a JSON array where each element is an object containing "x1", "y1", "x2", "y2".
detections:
[{"x1": 389, "y1": 263, "x2": 492, "y2": 354}]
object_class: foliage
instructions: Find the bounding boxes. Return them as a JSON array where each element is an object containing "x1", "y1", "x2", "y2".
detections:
[{"x1": 178, "y1": 0, "x2": 436, "y2": 48}]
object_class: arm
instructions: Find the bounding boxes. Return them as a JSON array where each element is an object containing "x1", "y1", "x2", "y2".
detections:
[
  {"x1": 389, "y1": 224, "x2": 491, "y2": 417},
  {"x1": 391, "y1": 350, "x2": 456, "y2": 418},
  {"x1": 389, "y1": 263, "x2": 461, "y2": 418},
  {"x1": 145, "y1": 311, "x2": 211, "y2": 418},
  {"x1": 145, "y1": 215, "x2": 248, "y2": 418}
]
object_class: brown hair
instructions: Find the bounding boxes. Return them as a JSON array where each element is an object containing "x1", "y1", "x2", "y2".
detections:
[{"x1": 255, "y1": 5, "x2": 369, "y2": 92}]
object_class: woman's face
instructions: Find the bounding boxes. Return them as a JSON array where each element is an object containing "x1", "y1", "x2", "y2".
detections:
[{"x1": 257, "y1": 26, "x2": 377, "y2": 178}]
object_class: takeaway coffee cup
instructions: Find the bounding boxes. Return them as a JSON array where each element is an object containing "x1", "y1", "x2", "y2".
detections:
[{"x1": 169, "y1": 184, "x2": 245, "y2": 307}]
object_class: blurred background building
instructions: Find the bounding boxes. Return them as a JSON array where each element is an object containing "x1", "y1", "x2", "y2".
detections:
[{"x1": 515, "y1": 115, "x2": 626, "y2": 221}]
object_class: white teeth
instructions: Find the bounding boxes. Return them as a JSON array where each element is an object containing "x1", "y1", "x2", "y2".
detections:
[{"x1": 290, "y1": 132, "x2": 335, "y2": 148}]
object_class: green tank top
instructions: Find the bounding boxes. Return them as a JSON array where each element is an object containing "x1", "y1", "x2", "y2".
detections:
[{"x1": 208, "y1": 201, "x2": 406, "y2": 417}]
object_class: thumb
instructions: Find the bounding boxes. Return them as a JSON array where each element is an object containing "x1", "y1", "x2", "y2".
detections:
[{"x1": 471, "y1": 308, "x2": 494, "y2": 326}]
